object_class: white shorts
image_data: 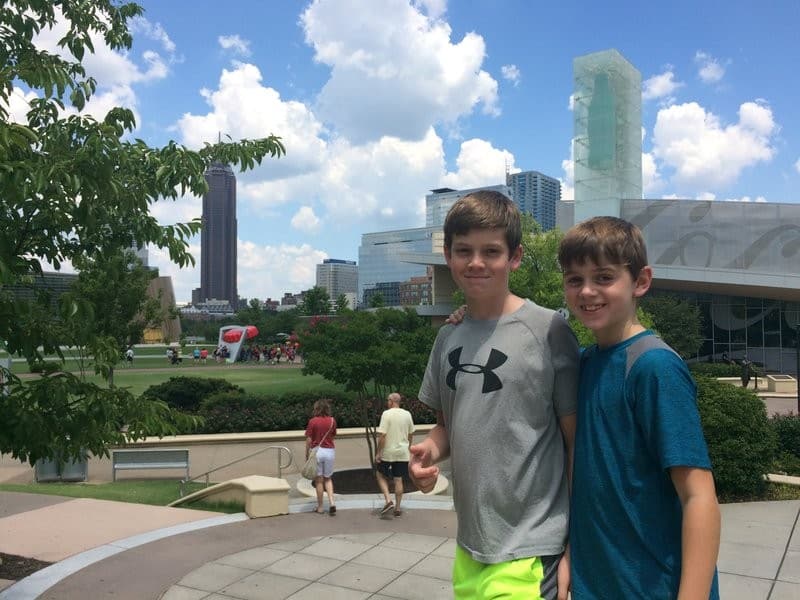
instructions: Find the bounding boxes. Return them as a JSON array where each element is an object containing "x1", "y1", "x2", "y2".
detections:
[{"x1": 314, "y1": 447, "x2": 335, "y2": 478}]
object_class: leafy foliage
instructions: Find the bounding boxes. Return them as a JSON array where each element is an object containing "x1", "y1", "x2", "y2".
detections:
[
  {"x1": 640, "y1": 293, "x2": 703, "y2": 358},
  {"x1": 300, "y1": 308, "x2": 436, "y2": 465},
  {"x1": 198, "y1": 389, "x2": 436, "y2": 434},
  {"x1": 770, "y1": 413, "x2": 800, "y2": 476},
  {"x1": 0, "y1": 1, "x2": 285, "y2": 463},
  {"x1": 334, "y1": 293, "x2": 350, "y2": 313},
  {"x1": 695, "y1": 377, "x2": 777, "y2": 499},
  {"x1": 141, "y1": 376, "x2": 244, "y2": 414},
  {"x1": 300, "y1": 286, "x2": 331, "y2": 316},
  {"x1": 509, "y1": 216, "x2": 565, "y2": 310},
  {"x1": 689, "y1": 362, "x2": 743, "y2": 378}
]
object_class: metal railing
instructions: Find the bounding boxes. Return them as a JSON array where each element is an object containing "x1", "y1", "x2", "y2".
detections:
[{"x1": 179, "y1": 445, "x2": 294, "y2": 497}]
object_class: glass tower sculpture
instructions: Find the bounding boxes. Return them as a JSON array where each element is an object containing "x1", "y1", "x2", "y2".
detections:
[{"x1": 573, "y1": 49, "x2": 642, "y2": 223}]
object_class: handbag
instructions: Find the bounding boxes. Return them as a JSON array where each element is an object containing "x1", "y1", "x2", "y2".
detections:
[{"x1": 301, "y1": 419, "x2": 334, "y2": 480}]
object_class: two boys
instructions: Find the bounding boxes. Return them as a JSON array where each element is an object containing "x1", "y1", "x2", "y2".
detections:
[{"x1": 410, "y1": 191, "x2": 720, "y2": 599}]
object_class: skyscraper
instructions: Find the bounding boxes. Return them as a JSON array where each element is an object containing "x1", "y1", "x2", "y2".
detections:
[
  {"x1": 316, "y1": 259, "x2": 358, "y2": 301},
  {"x1": 425, "y1": 185, "x2": 509, "y2": 227},
  {"x1": 198, "y1": 162, "x2": 237, "y2": 309},
  {"x1": 573, "y1": 49, "x2": 642, "y2": 223},
  {"x1": 506, "y1": 170, "x2": 561, "y2": 230}
]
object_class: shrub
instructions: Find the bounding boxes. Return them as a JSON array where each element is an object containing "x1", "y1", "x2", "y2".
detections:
[
  {"x1": 142, "y1": 376, "x2": 244, "y2": 413},
  {"x1": 196, "y1": 389, "x2": 437, "y2": 434},
  {"x1": 770, "y1": 413, "x2": 800, "y2": 476},
  {"x1": 695, "y1": 376, "x2": 777, "y2": 499},
  {"x1": 689, "y1": 363, "x2": 743, "y2": 378}
]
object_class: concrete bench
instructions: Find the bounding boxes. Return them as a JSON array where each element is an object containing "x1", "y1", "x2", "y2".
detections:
[{"x1": 112, "y1": 448, "x2": 189, "y2": 482}]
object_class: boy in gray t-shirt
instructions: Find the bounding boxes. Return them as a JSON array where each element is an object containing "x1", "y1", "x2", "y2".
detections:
[{"x1": 411, "y1": 191, "x2": 579, "y2": 599}]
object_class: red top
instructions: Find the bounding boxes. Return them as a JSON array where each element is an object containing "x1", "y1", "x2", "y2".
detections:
[{"x1": 305, "y1": 416, "x2": 336, "y2": 449}]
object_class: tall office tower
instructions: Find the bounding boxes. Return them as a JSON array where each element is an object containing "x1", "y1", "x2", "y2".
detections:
[
  {"x1": 316, "y1": 259, "x2": 358, "y2": 300},
  {"x1": 199, "y1": 161, "x2": 238, "y2": 309},
  {"x1": 506, "y1": 170, "x2": 561, "y2": 230},
  {"x1": 425, "y1": 185, "x2": 510, "y2": 227},
  {"x1": 573, "y1": 49, "x2": 642, "y2": 223}
]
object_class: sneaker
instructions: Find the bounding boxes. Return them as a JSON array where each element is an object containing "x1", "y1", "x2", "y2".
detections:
[
  {"x1": 329, "y1": 505, "x2": 336, "y2": 515},
  {"x1": 380, "y1": 501, "x2": 394, "y2": 516},
  {"x1": 394, "y1": 509, "x2": 402, "y2": 517}
]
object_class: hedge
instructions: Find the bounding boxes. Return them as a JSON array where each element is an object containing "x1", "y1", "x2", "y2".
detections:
[
  {"x1": 695, "y1": 376, "x2": 777, "y2": 498},
  {"x1": 141, "y1": 376, "x2": 244, "y2": 413},
  {"x1": 770, "y1": 413, "x2": 800, "y2": 476}
]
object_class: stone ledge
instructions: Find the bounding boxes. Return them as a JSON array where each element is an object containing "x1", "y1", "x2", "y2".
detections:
[
  {"x1": 169, "y1": 475, "x2": 290, "y2": 518},
  {"x1": 765, "y1": 473, "x2": 800, "y2": 487}
]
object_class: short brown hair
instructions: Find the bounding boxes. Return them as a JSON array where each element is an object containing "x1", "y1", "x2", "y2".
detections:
[
  {"x1": 443, "y1": 190, "x2": 521, "y2": 255},
  {"x1": 558, "y1": 216, "x2": 648, "y2": 279},
  {"x1": 312, "y1": 398, "x2": 332, "y2": 417}
]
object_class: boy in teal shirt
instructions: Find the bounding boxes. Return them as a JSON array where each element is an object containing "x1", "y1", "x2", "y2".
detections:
[{"x1": 558, "y1": 216, "x2": 720, "y2": 599}]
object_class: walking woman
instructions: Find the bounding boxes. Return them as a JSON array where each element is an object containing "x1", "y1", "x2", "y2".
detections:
[{"x1": 305, "y1": 398, "x2": 337, "y2": 515}]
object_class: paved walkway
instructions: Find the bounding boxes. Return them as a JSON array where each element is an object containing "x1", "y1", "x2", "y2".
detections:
[{"x1": 0, "y1": 485, "x2": 798, "y2": 599}]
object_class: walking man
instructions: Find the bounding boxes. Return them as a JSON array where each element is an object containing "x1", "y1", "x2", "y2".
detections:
[{"x1": 376, "y1": 392, "x2": 415, "y2": 517}]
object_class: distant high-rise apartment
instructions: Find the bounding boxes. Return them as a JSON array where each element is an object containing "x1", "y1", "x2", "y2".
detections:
[
  {"x1": 506, "y1": 170, "x2": 561, "y2": 230},
  {"x1": 426, "y1": 185, "x2": 510, "y2": 227},
  {"x1": 573, "y1": 49, "x2": 642, "y2": 223},
  {"x1": 199, "y1": 162, "x2": 238, "y2": 309},
  {"x1": 315, "y1": 259, "x2": 358, "y2": 301}
]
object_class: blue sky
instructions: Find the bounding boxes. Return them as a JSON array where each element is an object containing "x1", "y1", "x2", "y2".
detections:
[{"x1": 10, "y1": 0, "x2": 800, "y2": 302}]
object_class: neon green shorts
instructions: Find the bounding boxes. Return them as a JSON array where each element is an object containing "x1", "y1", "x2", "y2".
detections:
[{"x1": 452, "y1": 545, "x2": 560, "y2": 599}]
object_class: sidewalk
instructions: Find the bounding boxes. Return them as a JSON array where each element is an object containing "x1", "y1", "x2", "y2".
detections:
[{"x1": 0, "y1": 486, "x2": 798, "y2": 599}]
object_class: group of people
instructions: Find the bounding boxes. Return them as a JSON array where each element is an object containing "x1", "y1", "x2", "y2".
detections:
[
  {"x1": 304, "y1": 391, "x2": 415, "y2": 518},
  {"x1": 302, "y1": 191, "x2": 720, "y2": 599}
]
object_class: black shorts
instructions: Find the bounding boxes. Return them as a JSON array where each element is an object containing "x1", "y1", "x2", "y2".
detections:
[{"x1": 378, "y1": 460, "x2": 409, "y2": 479}]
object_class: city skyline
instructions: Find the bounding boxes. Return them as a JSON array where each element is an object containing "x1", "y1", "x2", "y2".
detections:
[{"x1": 9, "y1": 0, "x2": 800, "y2": 302}]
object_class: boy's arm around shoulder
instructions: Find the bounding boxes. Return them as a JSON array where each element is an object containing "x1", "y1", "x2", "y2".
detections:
[
  {"x1": 670, "y1": 466, "x2": 720, "y2": 600},
  {"x1": 548, "y1": 311, "x2": 581, "y2": 418}
]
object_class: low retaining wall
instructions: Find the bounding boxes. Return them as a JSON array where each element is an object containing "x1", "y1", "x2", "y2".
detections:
[{"x1": 0, "y1": 426, "x2": 436, "y2": 485}]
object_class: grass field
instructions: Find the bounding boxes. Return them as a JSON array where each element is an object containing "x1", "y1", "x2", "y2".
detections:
[{"x1": 11, "y1": 364, "x2": 338, "y2": 397}]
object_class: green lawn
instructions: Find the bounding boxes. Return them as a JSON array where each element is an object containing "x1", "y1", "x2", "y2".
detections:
[
  {"x1": 0, "y1": 480, "x2": 243, "y2": 512},
  {"x1": 8, "y1": 361, "x2": 339, "y2": 397}
]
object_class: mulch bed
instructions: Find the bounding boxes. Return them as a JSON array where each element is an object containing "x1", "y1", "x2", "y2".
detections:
[
  {"x1": 0, "y1": 552, "x2": 52, "y2": 581},
  {"x1": 332, "y1": 467, "x2": 419, "y2": 494}
]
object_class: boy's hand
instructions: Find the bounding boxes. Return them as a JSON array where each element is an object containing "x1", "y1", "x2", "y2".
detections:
[
  {"x1": 557, "y1": 546, "x2": 571, "y2": 600},
  {"x1": 445, "y1": 304, "x2": 467, "y2": 325},
  {"x1": 409, "y1": 443, "x2": 439, "y2": 493}
]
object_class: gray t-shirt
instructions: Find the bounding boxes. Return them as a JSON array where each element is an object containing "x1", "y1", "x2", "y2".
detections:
[{"x1": 419, "y1": 300, "x2": 579, "y2": 563}]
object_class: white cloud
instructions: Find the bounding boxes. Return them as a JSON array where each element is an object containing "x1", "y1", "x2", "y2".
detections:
[
  {"x1": 652, "y1": 101, "x2": 778, "y2": 190},
  {"x1": 301, "y1": 0, "x2": 498, "y2": 143},
  {"x1": 175, "y1": 63, "x2": 328, "y2": 181},
  {"x1": 567, "y1": 93, "x2": 574, "y2": 111},
  {"x1": 560, "y1": 142, "x2": 575, "y2": 201},
  {"x1": 2, "y1": 87, "x2": 39, "y2": 123},
  {"x1": 129, "y1": 16, "x2": 177, "y2": 53},
  {"x1": 440, "y1": 138, "x2": 515, "y2": 189},
  {"x1": 291, "y1": 206, "x2": 322, "y2": 233},
  {"x1": 501, "y1": 64, "x2": 521, "y2": 87},
  {"x1": 218, "y1": 35, "x2": 252, "y2": 57},
  {"x1": 150, "y1": 239, "x2": 330, "y2": 303},
  {"x1": 695, "y1": 51, "x2": 725, "y2": 84},
  {"x1": 723, "y1": 195, "x2": 768, "y2": 203},
  {"x1": 412, "y1": 0, "x2": 447, "y2": 19},
  {"x1": 795, "y1": 158, "x2": 800, "y2": 173},
  {"x1": 642, "y1": 68, "x2": 683, "y2": 102}
]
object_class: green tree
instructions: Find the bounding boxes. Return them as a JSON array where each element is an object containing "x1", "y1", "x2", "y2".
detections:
[
  {"x1": 369, "y1": 292, "x2": 385, "y2": 308},
  {"x1": 640, "y1": 293, "x2": 703, "y2": 359},
  {"x1": 0, "y1": 0, "x2": 285, "y2": 464},
  {"x1": 300, "y1": 308, "x2": 436, "y2": 466},
  {"x1": 334, "y1": 293, "x2": 350, "y2": 314},
  {"x1": 509, "y1": 215, "x2": 565, "y2": 310},
  {"x1": 300, "y1": 286, "x2": 331, "y2": 316},
  {"x1": 61, "y1": 249, "x2": 163, "y2": 385}
]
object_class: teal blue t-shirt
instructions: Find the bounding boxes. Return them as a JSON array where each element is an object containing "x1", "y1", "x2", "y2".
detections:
[{"x1": 570, "y1": 331, "x2": 719, "y2": 599}]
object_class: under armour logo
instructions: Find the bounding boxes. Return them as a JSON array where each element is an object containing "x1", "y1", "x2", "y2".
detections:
[{"x1": 446, "y1": 347, "x2": 508, "y2": 393}]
